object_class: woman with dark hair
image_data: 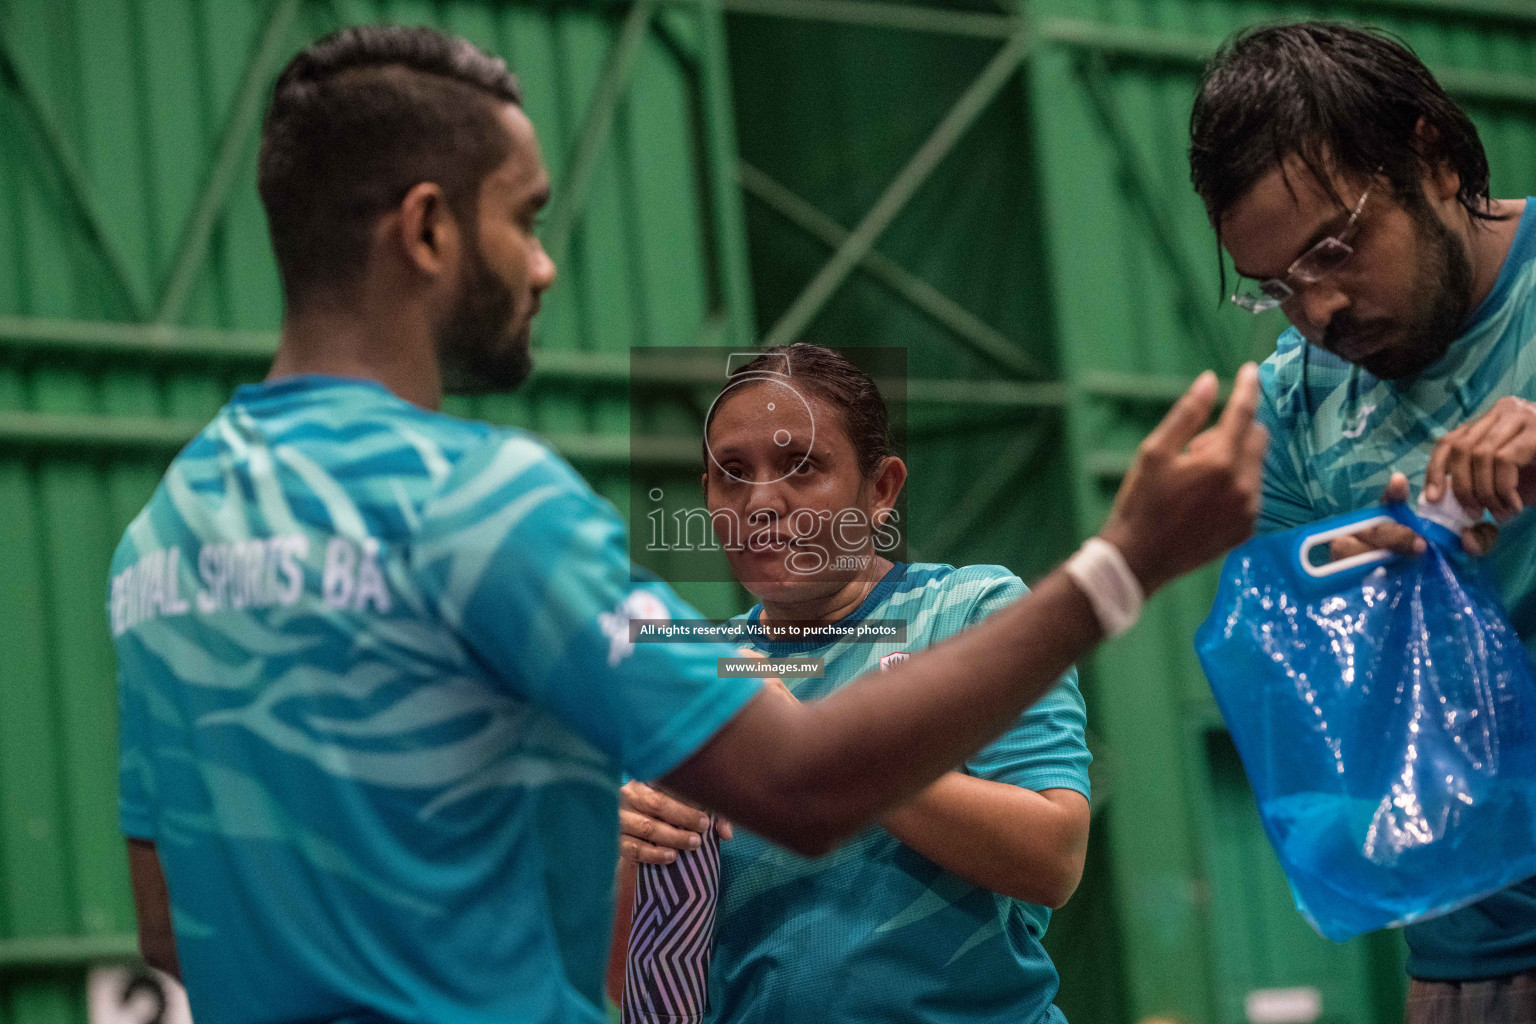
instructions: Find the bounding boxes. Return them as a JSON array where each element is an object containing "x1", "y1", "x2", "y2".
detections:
[{"x1": 619, "y1": 344, "x2": 1091, "y2": 1024}]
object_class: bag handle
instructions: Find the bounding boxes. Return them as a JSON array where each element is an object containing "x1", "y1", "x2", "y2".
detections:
[{"x1": 1296, "y1": 514, "x2": 1396, "y2": 578}]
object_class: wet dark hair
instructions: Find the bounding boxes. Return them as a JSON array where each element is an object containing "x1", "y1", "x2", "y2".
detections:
[
  {"x1": 258, "y1": 25, "x2": 523, "y2": 307},
  {"x1": 1190, "y1": 21, "x2": 1493, "y2": 234},
  {"x1": 705, "y1": 344, "x2": 896, "y2": 479}
]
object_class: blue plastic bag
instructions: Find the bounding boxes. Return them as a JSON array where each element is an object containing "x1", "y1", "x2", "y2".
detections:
[{"x1": 1195, "y1": 501, "x2": 1536, "y2": 941}]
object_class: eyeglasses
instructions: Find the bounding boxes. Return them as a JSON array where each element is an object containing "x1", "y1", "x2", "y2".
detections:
[{"x1": 1231, "y1": 179, "x2": 1376, "y2": 314}]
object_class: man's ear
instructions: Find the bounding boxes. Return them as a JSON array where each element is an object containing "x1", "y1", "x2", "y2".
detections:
[
  {"x1": 1413, "y1": 116, "x2": 1461, "y2": 202},
  {"x1": 872, "y1": 456, "x2": 908, "y2": 523},
  {"x1": 393, "y1": 181, "x2": 462, "y2": 280}
]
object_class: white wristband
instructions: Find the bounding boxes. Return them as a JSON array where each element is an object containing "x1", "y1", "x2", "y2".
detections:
[{"x1": 1064, "y1": 537, "x2": 1144, "y2": 638}]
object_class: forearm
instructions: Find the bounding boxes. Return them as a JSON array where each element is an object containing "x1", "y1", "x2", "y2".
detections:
[
  {"x1": 126, "y1": 839, "x2": 181, "y2": 981},
  {"x1": 665, "y1": 570, "x2": 1100, "y2": 854},
  {"x1": 606, "y1": 858, "x2": 637, "y2": 1004},
  {"x1": 881, "y1": 776, "x2": 1087, "y2": 907}
]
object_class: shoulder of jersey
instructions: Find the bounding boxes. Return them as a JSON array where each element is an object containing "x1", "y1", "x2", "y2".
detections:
[
  {"x1": 444, "y1": 423, "x2": 583, "y2": 482},
  {"x1": 898, "y1": 562, "x2": 1022, "y2": 600}
]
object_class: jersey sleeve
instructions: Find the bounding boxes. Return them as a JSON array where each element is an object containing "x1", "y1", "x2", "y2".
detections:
[
  {"x1": 412, "y1": 432, "x2": 762, "y2": 782},
  {"x1": 957, "y1": 576, "x2": 1092, "y2": 798},
  {"x1": 1257, "y1": 355, "x2": 1317, "y2": 534}
]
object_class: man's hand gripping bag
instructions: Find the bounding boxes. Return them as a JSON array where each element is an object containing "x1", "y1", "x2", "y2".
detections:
[{"x1": 1195, "y1": 501, "x2": 1536, "y2": 941}]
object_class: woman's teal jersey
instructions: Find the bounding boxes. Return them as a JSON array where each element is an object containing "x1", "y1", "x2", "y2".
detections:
[{"x1": 707, "y1": 562, "x2": 1091, "y2": 1024}]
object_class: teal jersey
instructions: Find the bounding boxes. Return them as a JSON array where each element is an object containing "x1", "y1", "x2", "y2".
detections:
[
  {"x1": 1256, "y1": 201, "x2": 1536, "y2": 979},
  {"x1": 110, "y1": 375, "x2": 761, "y2": 1024},
  {"x1": 706, "y1": 562, "x2": 1091, "y2": 1024}
]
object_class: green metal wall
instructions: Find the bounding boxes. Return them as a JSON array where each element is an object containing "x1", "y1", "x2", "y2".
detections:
[{"x1": 3, "y1": 1, "x2": 1536, "y2": 1023}]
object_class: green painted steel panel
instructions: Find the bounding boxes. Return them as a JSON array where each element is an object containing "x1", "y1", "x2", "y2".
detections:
[{"x1": 0, "y1": 1, "x2": 747, "y2": 1018}]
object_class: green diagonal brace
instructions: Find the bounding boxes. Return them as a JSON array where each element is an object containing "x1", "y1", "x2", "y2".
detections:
[
  {"x1": 155, "y1": 0, "x2": 300, "y2": 324},
  {"x1": 1076, "y1": 54, "x2": 1235, "y2": 372},
  {"x1": 0, "y1": 18, "x2": 147, "y2": 319},
  {"x1": 543, "y1": 0, "x2": 661, "y2": 269},
  {"x1": 739, "y1": 160, "x2": 1048, "y2": 379},
  {"x1": 761, "y1": 27, "x2": 1030, "y2": 349}
]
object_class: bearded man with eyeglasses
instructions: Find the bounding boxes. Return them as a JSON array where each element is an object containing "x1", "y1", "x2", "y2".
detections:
[{"x1": 1190, "y1": 20, "x2": 1536, "y2": 1023}]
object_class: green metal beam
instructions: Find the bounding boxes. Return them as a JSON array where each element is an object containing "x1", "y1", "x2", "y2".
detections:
[
  {"x1": 0, "y1": 316, "x2": 711, "y2": 384},
  {"x1": 543, "y1": 0, "x2": 661, "y2": 269},
  {"x1": 714, "y1": 0, "x2": 1015, "y2": 38},
  {"x1": 690, "y1": 0, "x2": 1536, "y2": 109},
  {"x1": 1434, "y1": 65, "x2": 1536, "y2": 109},
  {"x1": 1319, "y1": 0, "x2": 1536, "y2": 29},
  {"x1": 1076, "y1": 54, "x2": 1236, "y2": 374},
  {"x1": 1038, "y1": 18, "x2": 1536, "y2": 109},
  {"x1": 1033, "y1": 18, "x2": 1208, "y2": 68},
  {"x1": 1083, "y1": 448, "x2": 1135, "y2": 482},
  {"x1": 696, "y1": 0, "x2": 759, "y2": 347},
  {"x1": 0, "y1": 933, "x2": 139, "y2": 971},
  {"x1": 761, "y1": 27, "x2": 1030, "y2": 349},
  {"x1": 652, "y1": 7, "x2": 702, "y2": 68},
  {"x1": 903, "y1": 377, "x2": 1064, "y2": 408},
  {"x1": 0, "y1": 19, "x2": 148, "y2": 319},
  {"x1": 664, "y1": 0, "x2": 1536, "y2": 34},
  {"x1": 0, "y1": 408, "x2": 701, "y2": 468},
  {"x1": 0, "y1": 316, "x2": 278, "y2": 362},
  {"x1": 1080, "y1": 368, "x2": 1222, "y2": 405},
  {"x1": 1023, "y1": 29, "x2": 1217, "y2": 1019},
  {"x1": 155, "y1": 0, "x2": 301, "y2": 325},
  {"x1": 0, "y1": 411, "x2": 210, "y2": 454},
  {"x1": 0, "y1": 318, "x2": 1077, "y2": 406},
  {"x1": 0, "y1": 316, "x2": 705, "y2": 384},
  {"x1": 738, "y1": 161, "x2": 1049, "y2": 380}
]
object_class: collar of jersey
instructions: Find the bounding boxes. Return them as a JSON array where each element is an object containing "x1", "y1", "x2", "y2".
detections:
[
  {"x1": 232, "y1": 373, "x2": 399, "y2": 406},
  {"x1": 1392, "y1": 198, "x2": 1536, "y2": 388},
  {"x1": 745, "y1": 561, "x2": 909, "y2": 656},
  {"x1": 1460, "y1": 197, "x2": 1536, "y2": 337}
]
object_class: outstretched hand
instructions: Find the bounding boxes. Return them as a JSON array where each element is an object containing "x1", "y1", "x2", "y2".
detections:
[{"x1": 1099, "y1": 363, "x2": 1268, "y2": 594}]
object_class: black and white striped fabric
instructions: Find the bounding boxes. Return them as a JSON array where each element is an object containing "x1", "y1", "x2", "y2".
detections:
[{"x1": 622, "y1": 814, "x2": 721, "y2": 1024}]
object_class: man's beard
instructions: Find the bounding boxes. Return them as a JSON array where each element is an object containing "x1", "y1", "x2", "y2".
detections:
[
  {"x1": 1327, "y1": 204, "x2": 1473, "y2": 381},
  {"x1": 435, "y1": 236, "x2": 532, "y2": 396}
]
